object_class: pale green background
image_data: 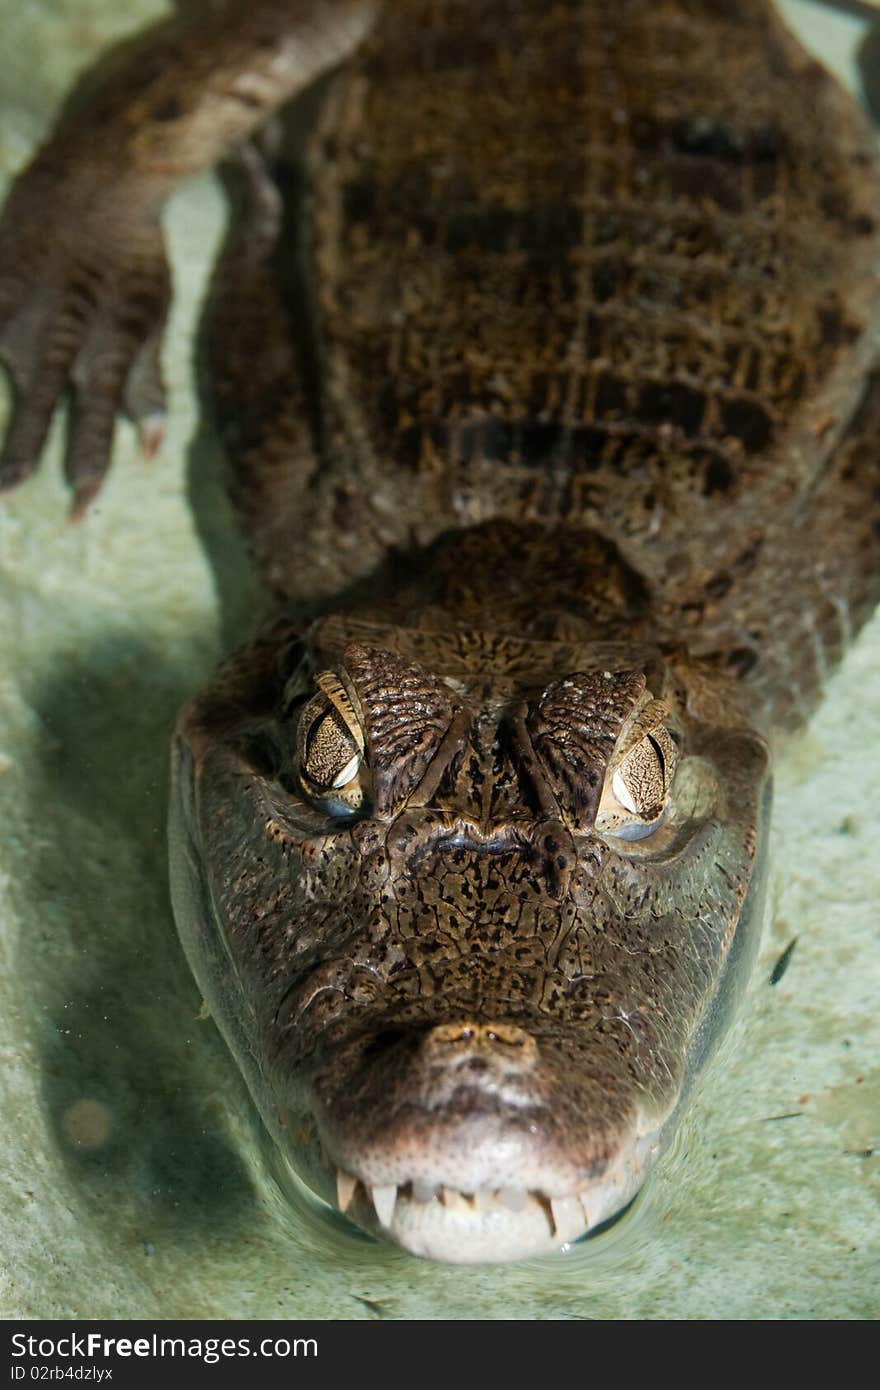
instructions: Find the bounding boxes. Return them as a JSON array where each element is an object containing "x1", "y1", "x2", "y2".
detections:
[{"x1": 0, "y1": 0, "x2": 877, "y2": 1319}]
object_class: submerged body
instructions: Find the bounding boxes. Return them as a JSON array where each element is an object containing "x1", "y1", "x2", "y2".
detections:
[{"x1": 1, "y1": 0, "x2": 880, "y2": 1262}]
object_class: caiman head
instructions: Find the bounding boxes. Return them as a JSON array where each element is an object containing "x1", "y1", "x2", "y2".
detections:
[{"x1": 169, "y1": 610, "x2": 770, "y2": 1263}]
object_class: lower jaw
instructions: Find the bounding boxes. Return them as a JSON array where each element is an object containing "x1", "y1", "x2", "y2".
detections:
[
  {"x1": 378, "y1": 1187, "x2": 589, "y2": 1263},
  {"x1": 335, "y1": 1175, "x2": 643, "y2": 1263},
  {"x1": 273, "y1": 1101, "x2": 665, "y2": 1263},
  {"x1": 320, "y1": 1131, "x2": 662, "y2": 1264}
]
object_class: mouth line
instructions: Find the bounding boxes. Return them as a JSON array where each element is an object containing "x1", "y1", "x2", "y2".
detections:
[
  {"x1": 325, "y1": 1127, "x2": 662, "y2": 1262},
  {"x1": 273, "y1": 1090, "x2": 668, "y2": 1261},
  {"x1": 338, "y1": 1173, "x2": 593, "y2": 1237}
]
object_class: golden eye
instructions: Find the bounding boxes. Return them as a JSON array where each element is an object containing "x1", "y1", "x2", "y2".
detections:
[
  {"x1": 295, "y1": 671, "x2": 369, "y2": 816},
  {"x1": 597, "y1": 726, "x2": 677, "y2": 839}
]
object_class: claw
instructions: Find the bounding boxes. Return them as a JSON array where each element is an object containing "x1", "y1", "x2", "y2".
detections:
[
  {"x1": 137, "y1": 410, "x2": 166, "y2": 460},
  {"x1": 125, "y1": 331, "x2": 167, "y2": 456},
  {"x1": 70, "y1": 479, "x2": 103, "y2": 524},
  {"x1": 0, "y1": 357, "x2": 73, "y2": 495}
]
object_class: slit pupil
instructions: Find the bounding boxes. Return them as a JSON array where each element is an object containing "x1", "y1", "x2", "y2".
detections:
[{"x1": 646, "y1": 733, "x2": 667, "y2": 786}]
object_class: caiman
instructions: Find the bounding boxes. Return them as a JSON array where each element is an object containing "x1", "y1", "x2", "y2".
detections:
[{"x1": 1, "y1": 0, "x2": 879, "y2": 1264}]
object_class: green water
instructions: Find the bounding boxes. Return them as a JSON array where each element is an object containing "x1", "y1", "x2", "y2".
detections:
[{"x1": 0, "y1": 0, "x2": 877, "y2": 1320}]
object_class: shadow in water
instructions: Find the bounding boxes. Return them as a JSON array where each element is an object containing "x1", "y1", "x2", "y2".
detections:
[
  {"x1": 16, "y1": 629, "x2": 257, "y2": 1250},
  {"x1": 7, "y1": 6, "x2": 323, "y2": 1264},
  {"x1": 184, "y1": 85, "x2": 332, "y2": 650}
]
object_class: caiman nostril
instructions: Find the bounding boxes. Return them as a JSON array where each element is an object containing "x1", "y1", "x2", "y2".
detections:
[{"x1": 422, "y1": 1021, "x2": 539, "y2": 1068}]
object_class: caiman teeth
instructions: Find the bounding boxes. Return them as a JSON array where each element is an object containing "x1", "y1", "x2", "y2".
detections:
[
  {"x1": 336, "y1": 1170, "x2": 358, "y2": 1213},
  {"x1": 412, "y1": 1179, "x2": 437, "y2": 1203},
  {"x1": 440, "y1": 1187, "x2": 470, "y2": 1213},
  {"x1": 549, "y1": 1195, "x2": 588, "y2": 1242},
  {"x1": 370, "y1": 1183, "x2": 398, "y2": 1227},
  {"x1": 335, "y1": 1176, "x2": 602, "y2": 1243},
  {"x1": 497, "y1": 1187, "x2": 527, "y2": 1212}
]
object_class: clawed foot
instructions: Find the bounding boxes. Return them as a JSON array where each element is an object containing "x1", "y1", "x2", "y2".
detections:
[{"x1": 0, "y1": 157, "x2": 172, "y2": 516}]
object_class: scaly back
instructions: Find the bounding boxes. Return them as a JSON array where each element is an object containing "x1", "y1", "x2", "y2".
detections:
[{"x1": 207, "y1": 0, "x2": 880, "y2": 735}]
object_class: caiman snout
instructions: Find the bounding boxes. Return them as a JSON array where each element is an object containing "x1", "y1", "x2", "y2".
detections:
[{"x1": 305, "y1": 1015, "x2": 662, "y2": 1264}]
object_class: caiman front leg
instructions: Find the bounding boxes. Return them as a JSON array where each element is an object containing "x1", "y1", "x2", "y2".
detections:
[{"x1": 0, "y1": 0, "x2": 377, "y2": 515}]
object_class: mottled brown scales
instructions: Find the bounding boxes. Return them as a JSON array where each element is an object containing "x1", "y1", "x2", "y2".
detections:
[
  {"x1": 1, "y1": 0, "x2": 879, "y2": 1261},
  {"x1": 299, "y1": 0, "x2": 880, "y2": 729}
]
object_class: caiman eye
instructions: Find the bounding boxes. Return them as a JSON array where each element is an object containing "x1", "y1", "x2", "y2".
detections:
[
  {"x1": 295, "y1": 670, "x2": 370, "y2": 817},
  {"x1": 596, "y1": 726, "x2": 678, "y2": 840}
]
